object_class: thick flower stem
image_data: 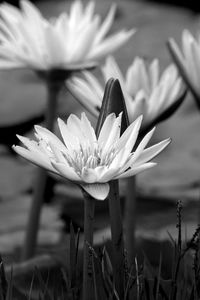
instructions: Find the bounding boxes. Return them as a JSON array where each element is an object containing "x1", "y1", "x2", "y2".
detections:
[
  {"x1": 124, "y1": 176, "x2": 137, "y2": 268},
  {"x1": 108, "y1": 180, "x2": 125, "y2": 299},
  {"x1": 21, "y1": 80, "x2": 62, "y2": 261},
  {"x1": 83, "y1": 192, "x2": 95, "y2": 300}
]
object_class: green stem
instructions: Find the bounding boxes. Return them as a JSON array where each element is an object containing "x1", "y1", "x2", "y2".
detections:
[
  {"x1": 83, "y1": 192, "x2": 95, "y2": 300},
  {"x1": 124, "y1": 176, "x2": 137, "y2": 267},
  {"x1": 108, "y1": 180, "x2": 125, "y2": 299},
  {"x1": 21, "y1": 80, "x2": 62, "y2": 260}
]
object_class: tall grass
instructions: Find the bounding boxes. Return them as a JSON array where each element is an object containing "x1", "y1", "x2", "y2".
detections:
[{"x1": 1, "y1": 201, "x2": 200, "y2": 299}]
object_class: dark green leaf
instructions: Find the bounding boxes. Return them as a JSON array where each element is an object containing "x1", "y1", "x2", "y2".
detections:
[{"x1": 95, "y1": 78, "x2": 129, "y2": 137}]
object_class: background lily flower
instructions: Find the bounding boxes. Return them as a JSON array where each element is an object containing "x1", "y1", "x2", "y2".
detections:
[
  {"x1": 168, "y1": 30, "x2": 200, "y2": 108},
  {"x1": 67, "y1": 56, "x2": 184, "y2": 128},
  {"x1": 13, "y1": 112, "x2": 170, "y2": 201},
  {"x1": 0, "y1": 0, "x2": 134, "y2": 70}
]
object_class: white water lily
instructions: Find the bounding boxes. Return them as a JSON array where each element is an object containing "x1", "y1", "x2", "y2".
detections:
[
  {"x1": 67, "y1": 56, "x2": 183, "y2": 126},
  {"x1": 0, "y1": 0, "x2": 134, "y2": 70},
  {"x1": 13, "y1": 112, "x2": 170, "y2": 200},
  {"x1": 168, "y1": 30, "x2": 200, "y2": 99}
]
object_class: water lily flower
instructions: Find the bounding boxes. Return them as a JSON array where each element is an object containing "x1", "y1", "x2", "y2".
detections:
[
  {"x1": 0, "y1": 0, "x2": 134, "y2": 70},
  {"x1": 67, "y1": 56, "x2": 184, "y2": 128},
  {"x1": 168, "y1": 30, "x2": 200, "y2": 108},
  {"x1": 13, "y1": 112, "x2": 170, "y2": 200}
]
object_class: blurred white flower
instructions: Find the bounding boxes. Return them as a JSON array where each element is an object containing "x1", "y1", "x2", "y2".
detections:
[
  {"x1": 67, "y1": 56, "x2": 183, "y2": 127},
  {"x1": 0, "y1": 0, "x2": 134, "y2": 70},
  {"x1": 13, "y1": 112, "x2": 170, "y2": 200},
  {"x1": 168, "y1": 30, "x2": 200, "y2": 103}
]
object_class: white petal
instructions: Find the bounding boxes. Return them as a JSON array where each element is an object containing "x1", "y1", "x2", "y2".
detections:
[
  {"x1": 81, "y1": 167, "x2": 98, "y2": 183},
  {"x1": 51, "y1": 161, "x2": 81, "y2": 182},
  {"x1": 115, "y1": 115, "x2": 143, "y2": 152},
  {"x1": 0, "y1": 4, "x2": 21, "y2": 23},
  {"x1": 0, "y1": 58, "x2": 24, "y2": 69},
  {"x1": 84, "y1": 1, "x2": 95, "y2": 22},
  {"x1": 81, "y1": 113, "x2": 97, "y2": 145},
  {"x1": 109, "y1": 147, "x2": 131, "y2": 172},
  {"x1": 99, "y1": 167, "x2": 120, "y2": 182},
  {"x1": 190, "y1": 41, "x2": 200, "y2": 90},
  {"x1": 182, "y1": 30, "x2": 195, "y2": 63},
  {"x1": 66, "y1": 114, "x2": 93, "y2": 146},
  {"x1": 125, "y1": 57, "x2": 149, "y2": 95},
  {"x1": 98, "y1": 113, "x2": 116, "y2": 144},
  {"x1": 166, "y1": 77, "x2": 182, "y2": 107},
  {"x1": 57, "y1": 118, "x2": 81, "y2": 153},
  {"x1": 0, "y1": 19, "x2": 18, "y2": 42},
  {"x1": 16, "y1": 134, "x2": 38, "y2": 150},
  {"x1": 69, "y1": 19, "x2": 99, "y2": 62},
  {"x1": 66, "y1": 77, "x2": 101, "y2": 116},
  {"x1": 147, "y1": 76, "x2": 172, "y2": 119},
  {"x1": 181, "y1": 30, "x2": 198, "y2": 84},
  {"x1": 68, "y1": 75, "x2": 102, "y2": 105},
  {"x1": 12, "y1": 145, "x2": 55, "y2": 172},
  {"x1": 81, "y1": 183, "x2": 110, "y2": 200},
  {"x1": 168, "y1": 38, "x2": 185, "y2": 66},
  {"x1": 68, "y1": 0, "x2": 83, "y2": 28},
  {"x1": 128, "y1": 92, "x2": 147, "y2": 124},
  {"x1": 43, "y1": 25, "x2": 66, "y2": 67},
  {"x1": 49, "y1": 142, "x2": 66, "y2": 164},
  {"x1": 115, "y1": 162, "x2": 156, "y2": 179},
  {"x1": 135, "y1": 58, "x2": 150, "y2": 93},
  {"x1": 21, "y1": 0, "x2": 43, "y2": 21},
  {"x1": 102, "y1": 56, "x2": 125, "y2": 88},
  {"x1": 100, "y1": 113, "x2": 122, "y2": 157},
  {"x1": 83, "y1": 71, "x2": 104, "y2": 101},
  {"x1": 149, "y1": 59, "x2": 159, "y2": 90},
  {"x1": 15, "y1": 22, "x2": 44, "y2": 67},
  {"x1": 88, "y1": 29, "x2": 135, "y2": 60},
  {"x1": 129, "y1": 127, "x2": 156, "y2": 164},
  {"x1": 94, "y1": 4, "x2": 116, "y2": 45},
  {"x1": 134, "y1": 138, "x2": 171, "y2": 165},
  {"x1": 159, "y1": 64, "x2": 177, "y2": 88},
  {"x1": 159, "y1": 77, "x2": 182, "y2": 114},
  {"x1": 34, "y1": 125, "x2": 66, "y2": 152}
]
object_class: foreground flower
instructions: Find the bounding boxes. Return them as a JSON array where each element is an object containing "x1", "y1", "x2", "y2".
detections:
[
  {"x1": 0, "y1": 0, "x2": 134, "y2": 70},
  {"x1": 13, "y1": 112, "x2": 170, "y2": 200},
  {"x1": 67, "y1": 56, "x2": 183, "y2": 127},
  {"x1": 168, "y1": 30, "x2": 200, "y2": 107}
]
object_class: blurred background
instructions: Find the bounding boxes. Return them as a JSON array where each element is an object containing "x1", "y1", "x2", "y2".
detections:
[
  {"x1": 0, "y1": 0, "x2": 200, "y2": 290},
  {"x1": 1, "y1": 0, "x2": 200, "y2": 12}
]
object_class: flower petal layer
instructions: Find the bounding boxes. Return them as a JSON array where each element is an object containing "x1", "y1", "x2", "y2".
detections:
[{"x1": 81, "y1": 183, "x2": 110, "y2": 200}]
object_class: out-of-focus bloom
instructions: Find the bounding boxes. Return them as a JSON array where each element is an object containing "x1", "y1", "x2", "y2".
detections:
[
  {"x1": 13, "y1": 112, "x2": 170, "y2": 200},
  {"x1": 168, "y1": 30, "x2": 200, "y2": 107},
  {"x1": 0, "y1": 0, "x2": 134, "y2": 70},
  {"x1": 67, "y1": 56, "x2": 183, "y2": 127}
]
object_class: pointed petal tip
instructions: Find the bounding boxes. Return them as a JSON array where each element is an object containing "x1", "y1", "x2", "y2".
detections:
[
  {"x1": 34, "y1": 124, "x2": 42, "y2": 131},
  {"x1": 137, "y1": 114, "x2": 143, "y2": 124},
  {"x1": 167, "y1": 37, "x2": 175, "y2": 45},
  {"x1": 81, "y1": 183, "x2": 110, "y2": 201},
  {"x1": 16, "y1": 134, "x2": 29, "y2": 144},
  {"x1": 57, "y1": 117, "x2": 65, "y2": 125},
  {"x1": 109, "y1": 2, "x2": 117, "y2": 14},
  {"x1": 16, "y1": 134, "x2": 23, "y2": 140},
  {"x1": 12, "y1": 145, "x2": 20, "y2": 155},
  {"x1": 128, "y1": 28, "x2": 137, "y2": 36},
  {"x1": 166, "y1": 137, "x2": 172, "y2": 146},
  {"x1": 150, "y1": 162, "x2": 157, "y2": 168},
  {"x1": 149, "y1": 126, "x2": 156, "y2": 135}
]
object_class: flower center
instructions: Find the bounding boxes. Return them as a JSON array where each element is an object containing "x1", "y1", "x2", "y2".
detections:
[{"x1": 64, "y1": 143, "x2": 117, "y2": 175}]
